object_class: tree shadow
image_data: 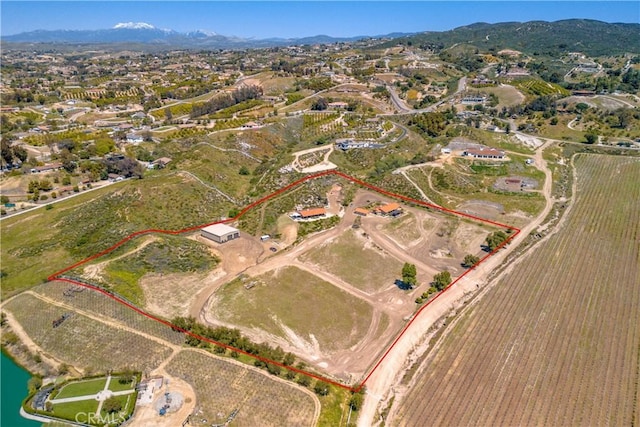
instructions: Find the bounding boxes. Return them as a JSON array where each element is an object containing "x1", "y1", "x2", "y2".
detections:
[{"x1": 395, "y1": 279, "x2": 412, "y2": 290}]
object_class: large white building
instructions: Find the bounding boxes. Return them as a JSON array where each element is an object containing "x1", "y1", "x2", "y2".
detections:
[{"x1": 201, "y1": 224, "x2": 240, "y2": 243}]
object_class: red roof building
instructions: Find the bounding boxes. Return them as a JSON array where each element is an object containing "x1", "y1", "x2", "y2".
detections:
[{"x1": 299, "y1": 207, "x2": 326, "y2": 219}]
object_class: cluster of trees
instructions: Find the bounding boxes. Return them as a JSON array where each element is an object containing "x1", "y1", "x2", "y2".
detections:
[
  {"x1": 407, "y1": 112, "x2": 450, "y2": 137},
  {"x1": 190, "y1": 85, "x2": 263, "y2": 118},
  {"x1": 463, "y1": 254, "x2": 480, "y2": 268},
  {"x1": 1, "y1": 139, "x2": 28, "y2": 166},
  {"x1": 171, "y1": 316, "x2": 299, "y2": 375},
  {"x1": 270, "y1": 59, "x2": 306, "y2": 74},
  {"x1": 416, "y1": 270, "x2": 452, "y2": 304},
  {"x1": 27, "y1": 179, "x2": 53, "y2": 193},
  {"x1": 311, "y1": 97, "x2": 328, "y2": 111},
  {"x1": 485, "y1": 230, "x2": 510, "y2": 251},
  {"x1": 74, "y1": 156, "x2": 144, "y2": 181},
  {"x1": 372, "y1": 85, "x2": 390, "y2": 101},
  {"x1": 432, "y1": 270, "x2": 452, "y2": 291},
  {"x1": 438, "y1": 50, "x2": 485, "y2": 71},
  {"x1": 296, "y1": 77, "x2": 335, "y2": 92}
]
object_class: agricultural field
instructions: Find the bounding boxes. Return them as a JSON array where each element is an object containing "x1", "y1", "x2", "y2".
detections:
[
  {"x1": 166, "y1": 349, "x2": 319, "y2": 427},
  {"x1": 210, "y1": 266, "x2": 374, "y2": 352},
  {"x1": 31, "y1": 282, "x2": 186, "y2": 346},
  {"x1": 392, "y1": 154, "x2": 640, "y2": 426},
  {"x1": 512, "y1": 78, "x2": 570, "y2": 97},
  {"x1": 3, "y1": 293, "x2": 173, "y2": 373},
  {"x1": 299, "y1": 229, "x2": 404, "y2": 293}
]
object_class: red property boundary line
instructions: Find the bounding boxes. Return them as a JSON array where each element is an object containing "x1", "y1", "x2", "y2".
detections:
[{"x1": 46, "y1": 170, "x2": 520, "y2": 393}]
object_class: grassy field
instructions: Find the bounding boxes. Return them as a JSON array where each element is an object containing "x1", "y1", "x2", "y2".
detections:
[
  {"x1": 0, "y1": 172, "x2": 232, "y2": 298},
  {"x1": 478, "y1": 85, "x2": 525, "y2": 107},
  {"x1": 383, "y1": 213, "x2": 424, "y2": 246},
  {"x1": 3, "y1": 293, "x2": 173, "y2": 373},
  {"x1": 95, "y1": 235, "x2": 218, "y2": 305},
  {"x1": 410, "y1": 163, "x2": 546, "y2": 220},
  {"x1": 166, "y1": 349, "x2": 318, "y2": 427},
  {"x1": 211, "y1": 266, "x2": 374, "y2": 351},
  {"x1": 393, "y1": 154, "x2": 640, "y2": 426},
  {"x1": 51, "y1": 400, "x2": 99, "y2": 422},
  {"x1": 55, "y1": 378, "x2": 107, "y2": 399},
  {"x1": 300, "y1": 229, "x2": 403, "y2": 293},
  {"x1": 48, "y1": 378, "x2": 135, "y2": 426}
]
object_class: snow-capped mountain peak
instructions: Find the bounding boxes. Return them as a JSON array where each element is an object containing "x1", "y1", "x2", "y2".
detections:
[
  {"x1": 113, "y1": 22, "x2": 156, "y2": 30},
  {"x1": 196, "y1": 29, "x2": 217, "y2": 36}
]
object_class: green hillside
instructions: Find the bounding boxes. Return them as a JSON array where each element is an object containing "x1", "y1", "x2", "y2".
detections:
[{"x1": 385, "y1": 19, "x2": 640, "y2": 56}]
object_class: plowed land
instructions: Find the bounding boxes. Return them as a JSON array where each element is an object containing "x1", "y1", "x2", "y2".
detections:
[{"x1": 393, "y1": 155, "x2": 640, "y2": 426}]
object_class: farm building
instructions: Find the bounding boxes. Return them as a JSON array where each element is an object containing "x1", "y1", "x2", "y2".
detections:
[
  {"x1": 298, "y1": 207, "x2": 326, "y2": 219},
  {"x1": 463, "y1": 147, "x2": 505, "y2": 160},
  {"x1": 377, "y1": 203, "x2": 403, "y2": 217},
  {"x1": 201, "y1": 224, "x2": 240, "y2": 243},
  {"x1": 30, "y1": 162, "x2": 62, "y2": 173},
  {"x1": 354, "y1": 207, "x2": 370, "y2": 216}
]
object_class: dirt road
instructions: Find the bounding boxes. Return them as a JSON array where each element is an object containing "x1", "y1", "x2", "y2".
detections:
[{"x1": 356, "y1": 139, "x2": 555, "y2": 427}]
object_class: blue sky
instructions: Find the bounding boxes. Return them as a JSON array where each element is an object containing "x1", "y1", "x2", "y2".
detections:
[{"x1": 1, "y1": 1, "x2": 639, "y2": 38}]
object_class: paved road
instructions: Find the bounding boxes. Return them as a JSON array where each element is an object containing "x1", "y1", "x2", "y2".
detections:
[{"x1": 383, "y1": 77, "x2": 467, "y2": 115}]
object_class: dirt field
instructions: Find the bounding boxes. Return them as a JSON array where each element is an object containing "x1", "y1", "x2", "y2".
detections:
[
  {"x1": 196, "y1": 187, "x2": 498, "y2": 381},
  {"x1": 390, "y1": 155, "x2": 640, "y2": 426},
  {"x1": 480, "y1": 84, "x2": 525, "y2": 107},
  {"x1": 300, "y1": 229, "x2": 404, "y2": 293},
  {"x1": 210, "y1": 265, "x2": 375, "y2": 353}
]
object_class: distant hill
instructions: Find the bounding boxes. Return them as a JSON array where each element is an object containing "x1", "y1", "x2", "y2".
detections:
[
  {"x1": 385, "y1": 20, "x2": 640, "y2": 56},
  {"x1": 0, "y1": 23, "x2": 411, "y2": 49},
  {"x1": 2, "y1": 20, "x2": 637, "y2": 54}
]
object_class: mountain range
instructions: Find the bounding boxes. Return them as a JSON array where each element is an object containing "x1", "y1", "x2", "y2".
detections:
[
  {"x1": 1, "y1": 22, "x2": 402, "y2": 49},
  {"x1": 2, "y1": 20, "x2": 639, "y2": 55}
]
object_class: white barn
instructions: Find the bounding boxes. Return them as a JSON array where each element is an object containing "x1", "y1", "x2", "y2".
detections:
[{"x1": 201, "y1": 224, "x2": 240, "y2": 243}]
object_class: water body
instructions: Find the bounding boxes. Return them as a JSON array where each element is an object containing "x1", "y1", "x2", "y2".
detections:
[{"x1": 1, "y1": 351, "x2": 41, "y2": 426}]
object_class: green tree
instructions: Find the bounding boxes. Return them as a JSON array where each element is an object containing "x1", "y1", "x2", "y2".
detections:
[
  {"x1": 27, "y1": 376, "x2": 42, "y2": 392},
  {"x1": 103, "y1": 396, "x2": 122, "y2": 413},
  {"x1": 401, "y1": 262, "x2": 417, "y2": 288},
  {"x1": 297, "y1": 375, "x2": 311, "y2": 387},
  {"x1": 311, "y1": 97, "x2": 328, "y2": 111},
  {"x1": 13, "y1": 145, "x2": 28, "y2": 163},
  {"x1": 349, "y1": 388, "x2": 366, "y2": 411},
  {"x1": 485, "y1": 231, "x2": 508, "y2": 251},
  {"x1": 313, "y1": 381, "x2": 329, "y2": 396},
  {"x1": 432, "y1": 271, "x2": 452, "y2": 291},
  {"x1": 584, "y1": 133, "x2": 598, "y2": 144},
  {"x1": 0, "y1": 195, "x2": 9, "y2": 204},
  {"x1": 238, "y1": 165, "x2": 250, "y2": 175},
  {"x1": 463, "y1": 254, "x2": 480, "y2": 268}
]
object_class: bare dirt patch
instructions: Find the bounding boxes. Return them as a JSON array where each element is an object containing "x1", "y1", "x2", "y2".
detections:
[
  {"x1": 457, "y1": 199, "x2": 504, "y2": 220},
  {"x1": 299, "y1": 228, "x2": 403, "y2": 294},
  {"x1": 277, "y1": 214, "x2": 298, "y2": 246},
  {"x1": 209, "y1": 266, "x2": 374, "y2": 353},
  {"x1": 140, "y1": 269, "x2": 225, "y2": 320}
]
